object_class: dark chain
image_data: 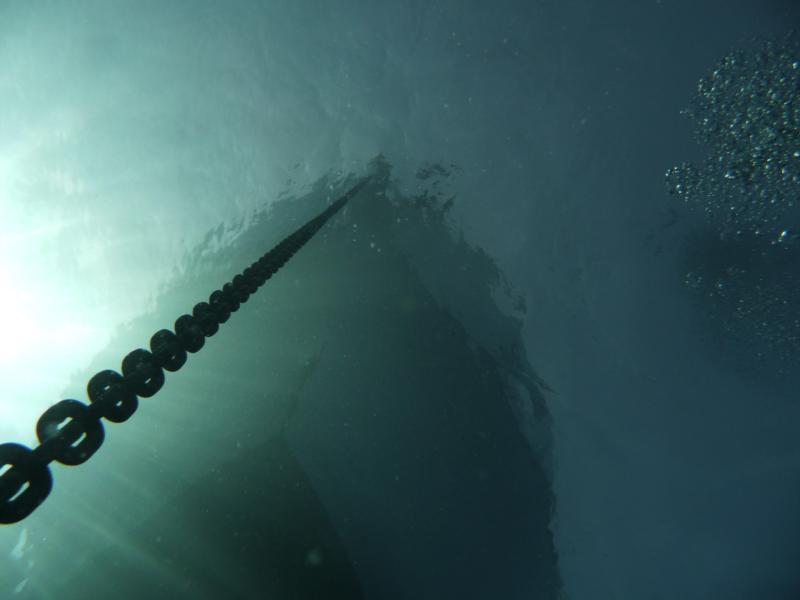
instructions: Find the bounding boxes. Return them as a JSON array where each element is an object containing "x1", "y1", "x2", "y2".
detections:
[{"x1": 0, "y1": 178, "x2": 367, "y2": 525}]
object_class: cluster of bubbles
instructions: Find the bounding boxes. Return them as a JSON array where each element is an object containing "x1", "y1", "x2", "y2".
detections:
[
  {"x1": 667, "y1": 33, "x2": 800, "y2": 242},
  {"x1": 683, "y1": 233, "x2": 800, "y2": 369},
  {"x1": 667, "y1": 33, "x2": 800, "y2": 372}
]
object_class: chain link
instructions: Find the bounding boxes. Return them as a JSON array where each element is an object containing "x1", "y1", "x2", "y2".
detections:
[{"x1": 0, "y1": 177, "x2": 368, "y2": 525}]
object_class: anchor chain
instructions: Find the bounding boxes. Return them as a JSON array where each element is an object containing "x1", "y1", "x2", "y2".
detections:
[{"x1": 0, "y1": 177, "x2": 367, "y2": 525}]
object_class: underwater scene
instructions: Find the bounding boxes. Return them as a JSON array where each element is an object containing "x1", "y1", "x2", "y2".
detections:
[{"x1": 0, "y1": 2, "x2": 798, "y2": 598}]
